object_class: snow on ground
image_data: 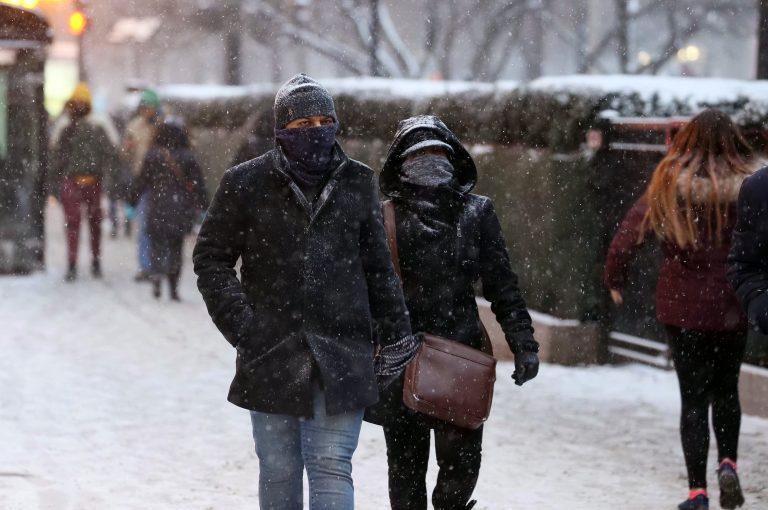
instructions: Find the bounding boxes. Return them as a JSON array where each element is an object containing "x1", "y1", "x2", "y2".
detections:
[{"x1": 1, "y1": 203, "x2": 767, "y2": 510}]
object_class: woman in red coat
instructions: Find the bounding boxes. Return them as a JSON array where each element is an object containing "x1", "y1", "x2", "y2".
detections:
[{"x1": 604, "y1": 109, "x2": 757, "y2": 510}]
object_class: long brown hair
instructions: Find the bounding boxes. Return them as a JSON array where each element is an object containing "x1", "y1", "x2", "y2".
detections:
[{"x1": 640, "y1": 109, "x2": 753, "y2": 249}]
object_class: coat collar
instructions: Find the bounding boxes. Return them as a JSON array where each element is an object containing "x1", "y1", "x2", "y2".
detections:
[
  {"x1": 676, "y1": 158, "x2": 764, "y2": 204},
  {"x1": 271, "y1": 144, "x2": 349, "y2": 222}
]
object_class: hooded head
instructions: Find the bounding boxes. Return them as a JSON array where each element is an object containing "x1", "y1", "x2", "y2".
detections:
[
  {"x1": 380, "y1": 115, "x2": 477, "y2": 197},
  {"x1": 65, "y1": 82, "x2": 92, "y2": 119},
  {"x1": 153, "y1": 117, "x2": 190, "y2": 150},
  {"x1": 273, "y1": 73, "x2": 337, "y2": 129}
]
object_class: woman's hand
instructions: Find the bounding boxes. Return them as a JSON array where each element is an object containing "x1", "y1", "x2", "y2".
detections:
[{"x1": 610, "y1": 289, "x2": 623, "y2": 306}]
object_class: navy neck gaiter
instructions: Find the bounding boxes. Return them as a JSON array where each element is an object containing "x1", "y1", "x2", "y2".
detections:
[{"x1": 275, "y1": 123, "x2": 339, "y2": 188}]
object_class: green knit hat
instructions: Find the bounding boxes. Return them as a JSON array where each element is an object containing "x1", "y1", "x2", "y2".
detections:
[{"x1": 138, "y1": 89, "x2": 161, "y2": 109}]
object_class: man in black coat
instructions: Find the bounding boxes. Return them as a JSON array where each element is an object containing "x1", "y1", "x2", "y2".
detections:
[
  {"x1": 728, "y1": 165, "x2": 768, "y2": 334},
  {"x1": 193, "y1": 74, "x2": 416, "y2": 509}
]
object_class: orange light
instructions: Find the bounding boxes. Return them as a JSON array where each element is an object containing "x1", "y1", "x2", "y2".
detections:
[
  {"x1": 69, "y1": 10, "x2": 87, "y2": 36},
  {"x1": 0, "y1": 0, "x2": 41, "y2": 9}
]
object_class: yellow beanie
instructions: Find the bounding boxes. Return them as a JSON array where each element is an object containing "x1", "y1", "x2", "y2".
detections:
[{"x1": 68, "y1": 82, "x2": 92, "y2": 106}]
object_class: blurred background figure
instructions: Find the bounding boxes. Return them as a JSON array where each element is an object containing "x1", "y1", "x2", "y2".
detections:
[
  {"x1": 229, "y1": 109, "x2": 274, "y2": 167},
  {"x1": 131, "y1": 118, "x2": 208, "y2": 301},
  {"x1": 49, "y1": 82, "x2": 119, "y2": 282},
  {"x1": 121, "y1": 88, "x2": 163, "y2": 281},
  {"x1": 604, "y1": 109, "x2": 759, "y2": 510}
]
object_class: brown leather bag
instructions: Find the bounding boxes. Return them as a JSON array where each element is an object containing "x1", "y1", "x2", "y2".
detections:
[{"x1": 382, "y1": 200, "x2": 497, "y2": 430}]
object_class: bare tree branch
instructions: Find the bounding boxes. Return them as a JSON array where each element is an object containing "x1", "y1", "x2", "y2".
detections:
[
  {"x1": 378, "y1": 3, "x2": 421, "y2": 77},
  {"x1": 247, "y1": 2, "x2": 372, "y2": 75},
  {"x1": 468, "y1": 1, "x2": 527, "y2": 79}
]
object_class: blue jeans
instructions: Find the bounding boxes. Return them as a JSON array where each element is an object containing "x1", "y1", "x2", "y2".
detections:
[{"x1": 250, "y1": 384, "x2": 364, "y2": 510}]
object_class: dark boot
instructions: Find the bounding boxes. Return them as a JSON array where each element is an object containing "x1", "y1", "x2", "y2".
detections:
[
  {"x1": 152, "y1": 276, "x2": 161, "y2": 299},
  {"x1": 718, "y1": 460, "x2": 744, "y2": 509},
  {"x1": 679, "y1": 493, "x2": 709, "y2": 510},
  {"x1": 64, "y1": 263, "x2": 77, "y2": 282},
  {"x1": 91, "y1": 259, "x2": 102, "y2": 278},
  {"x1": 169, "y1": 272, "x2": 180, "y2": 301}
]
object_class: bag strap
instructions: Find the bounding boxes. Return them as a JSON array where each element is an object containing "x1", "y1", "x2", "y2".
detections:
[
  {"x1": 380, "y1": 199, "x2": 494, "y2": 356},
  {"x1": 382, "y1": 200, "x2": 401, "y2": 277}
]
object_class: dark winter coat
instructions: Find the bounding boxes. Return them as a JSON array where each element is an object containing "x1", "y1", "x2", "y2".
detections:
[
  {"x1": 192, "y1": 146, "x2": 412, "y2": 417},
  {"x1": 381, "y1": 116, "x2": 537, "y2": 354},
  {"x1": 50, "y1": 117, "x2": 119, "y2": 192},
  {"x1": 368, "y1": 116, "x2": 537, "y2": 423},
  {"x1": 132, "y1": 147, "x2": 208, "y2": 238},
  {"x1": 604, "y1": 169, "x2": 753, "y2": 332},
  {"x1": 728, "y1": 165, "x2": 768, "y2": 334}
]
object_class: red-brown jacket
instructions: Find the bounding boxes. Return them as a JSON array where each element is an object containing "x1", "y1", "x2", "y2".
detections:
[{"x1": 604, "y1": 168, "x2": 754, "y2": 332}]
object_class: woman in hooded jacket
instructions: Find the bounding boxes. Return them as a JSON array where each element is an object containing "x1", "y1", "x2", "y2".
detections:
[
  {"x1": 604, "y1": 109, "x2": 757, "y2": 510},
  {"x1": 376, "y1": 115, "x2": 540, "y2": 510},
  {"x1": 132, "y1": 118, "x2": 208, "y2": 300}
]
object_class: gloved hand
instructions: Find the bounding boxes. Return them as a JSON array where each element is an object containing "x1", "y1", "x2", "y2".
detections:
[
  {"x1": 125, "y1": 206, "x2": 137, "y2": 221},
  {"x1": 512, "y1": 351, "x2": 539, "y2": 386},
  {"x1": 374, "y1": 333, "x2": 421, "y2": 390}
]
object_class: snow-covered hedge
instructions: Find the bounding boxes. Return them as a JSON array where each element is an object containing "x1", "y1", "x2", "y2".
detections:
[
  {"x1": 160, "y1": 75, "x2": 768, "y2": 152},
  {"x1": 162, "y1": 76, "x2": 768, "y2": 321}
]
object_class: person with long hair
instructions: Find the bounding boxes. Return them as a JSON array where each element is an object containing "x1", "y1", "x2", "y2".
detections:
[{"x1": 604, "y1": 109, "x2": 758, "y2": 510}]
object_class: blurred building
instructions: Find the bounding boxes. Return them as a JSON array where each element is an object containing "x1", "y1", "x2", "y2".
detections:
[{"x1": 48, "y1": 0, "x2": 760, "y2": 112}]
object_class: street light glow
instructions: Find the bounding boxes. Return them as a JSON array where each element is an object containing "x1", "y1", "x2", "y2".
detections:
[
  {"x1": 0, "y1": 0, "x2": 40, "y2": 9},
  {"x1": 677, "y1": 45, "x2": 701, "y2": 62},
  {"x1": 637, "y1": 51, "x2": 652, "y2": 66},
  {"x1": 69, "y1": 10, "x2": 87, "y2": 36}
]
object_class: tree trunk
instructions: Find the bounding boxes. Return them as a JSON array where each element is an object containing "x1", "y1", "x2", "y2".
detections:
[
  {"x1": 524, "y1": 0, "x2": 544, "y2": 80},
  {"x1": 225, "y1": 1, "x2": 242, "y2": 85},
  {"x1": 369, "y1": 0, "x2": 382, "y2": 76},
  {"x1": 615, "y1": 0, "x2": 629, "y2": 73},
  {"x1": 758, "y1": 0, "x2": 768, "y2": 79}
]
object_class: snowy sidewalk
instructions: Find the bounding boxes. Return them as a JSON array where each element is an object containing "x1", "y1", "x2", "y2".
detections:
[{"x1": 1, "y1": 204, "x2": 767, "y2": 510}]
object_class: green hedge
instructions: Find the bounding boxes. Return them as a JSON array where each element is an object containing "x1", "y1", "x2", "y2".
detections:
[
  {"x1": 162, "y1": 80, "x2": 768, "y2": 154},
  {"x1": 168, "y1": 79, "x2": 768, "y2": 323}
]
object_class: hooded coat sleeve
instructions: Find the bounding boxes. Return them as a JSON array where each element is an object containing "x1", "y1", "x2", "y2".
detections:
[
  {"x1": 192, "y1": 169, "x2": 257, "y2": 349},
  {"x1": 359, "y1": 176, "x2": 412, "y2": 347},
  {"x1": 478, "y1": 198, "x2": 538, "y2": 354},
  {"x1": 728, "y1": 170, "x2": 768, "y2": 334}
]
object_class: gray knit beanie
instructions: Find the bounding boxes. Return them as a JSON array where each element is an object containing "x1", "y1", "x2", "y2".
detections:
[{"x1": 274, "y1": 74, "x2": 337, "y2": 129}]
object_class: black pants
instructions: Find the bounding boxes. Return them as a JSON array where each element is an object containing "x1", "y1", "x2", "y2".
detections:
[
  {"x1": 149, "y1": 233, "x2": 184, "y2": 276},
  {"x1": 383, "y1": 410, "x2": 482, "y2": 510},
  {"x1": 666, "y1": 326, "x2": 747, "y2": 489}
]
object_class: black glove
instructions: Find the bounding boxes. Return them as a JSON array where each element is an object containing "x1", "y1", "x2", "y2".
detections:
[{"x1": 512, "y1": 351, "x2": 539, "y2": 386}]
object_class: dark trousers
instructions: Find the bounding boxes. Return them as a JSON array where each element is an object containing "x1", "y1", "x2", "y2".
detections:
[
  {"x1": 666, "y1": 326, "x2": 747, "y2": 489},
  {"x1": 149, "y1": 233, "x2": 184, "y2": 277},
  {"x1": 61, "y1": 177, "x2": 102, "y2": 267},
  {"x1": 383, "y1": 411, "x2": 482, "y2": 510}
]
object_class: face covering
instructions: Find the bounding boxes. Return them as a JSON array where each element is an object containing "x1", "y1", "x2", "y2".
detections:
[
  {"x1": 274, "y1": 123, "x2": 339, "y2": 187},
  {"x1": 400, "y1": 154, "x2": 455, "y2": 189}
]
